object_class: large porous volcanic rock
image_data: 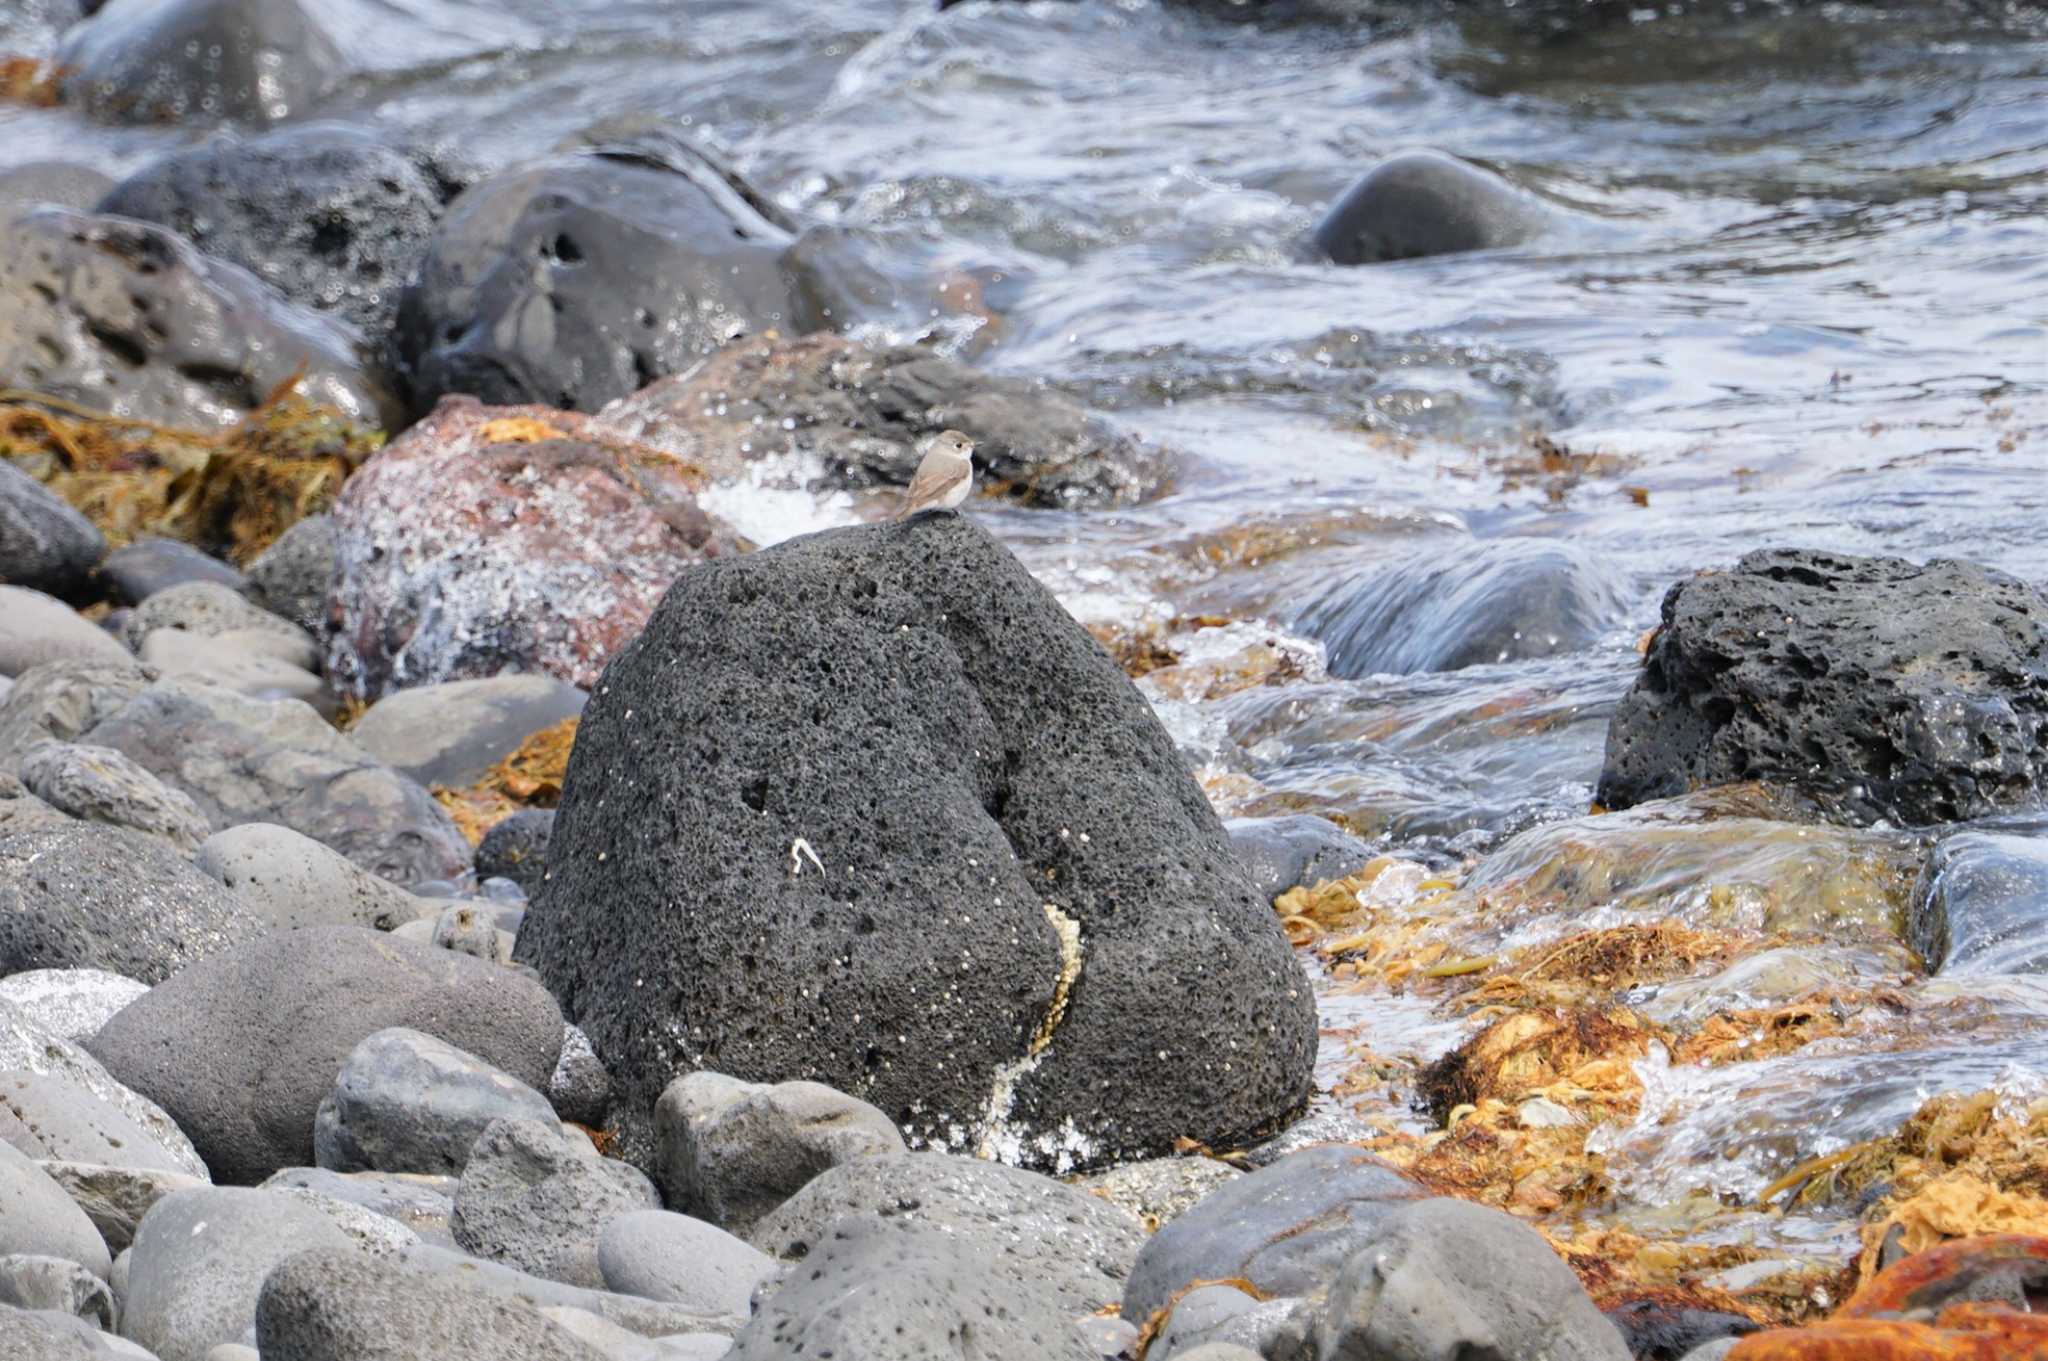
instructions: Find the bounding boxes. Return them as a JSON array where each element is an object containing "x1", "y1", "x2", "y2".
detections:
[
  {"x1": 325, "y1": 397, "x2": 746, "y2": 697},
  {"x1": 78, "y1": 676, "x2": 470, "y2": 885},
  {"x1": 99, "y1": 123, "x2": 458, "y2": 335},
  {"x1": 1297, "y1": 536, "x2": 1630, "y2": 678},
  {"x1": 58, "y1": 0, "x2": 344, "y2": 130},
  {"x1": 1597, "y1": 549, "x2": 2048, "y2": 826},
  {"x1": 515, "y1": 514, "x2": 1316, "y2": 1171},
  {"x1": 598, "y1": 332, "x2": 1171, "y2": 510},
  {"x1": 0, "y1": 208, "x2": 393, "y2": 431},
  {"x1": 394, "y1": 137, "x2": 847, "y2": 415},
  {"x1": 87, "y1": 926, "x2": 565, "y2": 1184},
  {"x1": 1312, "y1": 149, "x2": 1561, "y2": 265}
]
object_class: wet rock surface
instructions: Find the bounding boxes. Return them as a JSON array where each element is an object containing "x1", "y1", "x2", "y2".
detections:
[
  {"x1": 1227, "y1": 813, "x2": 1376, "y2": 899},
  {"x1": 1313, "y1": 149, "x2": 1563, "y2": 264},
  {"x1": 394, "y1": 138, "x2": 843, "y2": 415},
  {"x1": 99, "y1": 123, "x2": 458, "y2": 335},
  {"x1": 0, "y1": 209, "x2": 393, "y2": 432},
  {"x1": 1912, "y1": 825, "x2": 2048, "y2": 976},
  {"x1": 518, "y1": 514, "x2": 1316, "y2": 1170},
  {"x1": 325, "y1": 396, "x2": 745, "y2": 696},
  {"x1": 58, "y1": 0, "x2": 345, "y2": 130},
  {"x1": 1598, "y1": 549, "x2": 2048, "y2": 826},
  {"x1": 599, "y1": 331, "x2": 1173, "y2": 509},
  {"x1": 88, "y1": 926, "x2": 565, "y2": 1184}
]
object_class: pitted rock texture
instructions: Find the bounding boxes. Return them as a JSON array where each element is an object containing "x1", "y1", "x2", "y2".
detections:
[
  {"x1": 0, "y1": 208, "x2": 393, "y2": 431},
  {"x1": 598, "y1": 332, "x2": 1171, "y2": 510},
  {"x1": 59, "y1": 0, "x2": 344, "y2": 129},
  {"x1": 325, "y1": 396, "x2": 747, "y2": 697},
  {"x1": 1598, "y1": 549, "x2": 2048, "y2": 826},
  {"x1": 394, "y1": 136, "x2": 846, "y2": 415},
  {"x1": 516, "y1": 515, "x2": 1315, "y2": 1172},
  {"x1": 99, "y1": 122, "x2": 458, "y2": 335}
]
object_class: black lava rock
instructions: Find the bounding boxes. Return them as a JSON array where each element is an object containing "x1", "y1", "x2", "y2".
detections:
[
  {"x1": 516, "y1": 515, "x2": 1316, "y2": 1172},
  {"x1": 59, "y1": 0, "x2": 344, "y2": 129},
  {"x1": 395, "y1": 136, "x2": 847, "y2": 416},
  {"x1": 0, "y1": 460, "x2": 105, "y2": 600},
  {"x1": 1598, "y1": 549, "x2": 2048, "y2": 826},
  {"x1": 0, "y1": 208, "x2": 397, "y2": 431},
  {"x1": 477, "y1": 809, "x2": 556, "y2": 897},
  {"x1": 99, "y1": 123, "x2": 459, "y2": 336},
  {"x1": 1298, "y1": 537, "x2": 1630, "y2": 678},
  {"x1": 1314, "y1": 150, "x2": 1558, "y2": 265}
]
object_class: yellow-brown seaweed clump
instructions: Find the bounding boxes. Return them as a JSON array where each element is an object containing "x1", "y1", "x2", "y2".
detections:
[{"x1": 431, "y1": 717, "x2": 580, "y2": 846}]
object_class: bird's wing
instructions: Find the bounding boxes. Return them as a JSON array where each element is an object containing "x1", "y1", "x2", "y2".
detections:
[{"x1": 901, "y1": 457, "x2": 970, "y2": 515}]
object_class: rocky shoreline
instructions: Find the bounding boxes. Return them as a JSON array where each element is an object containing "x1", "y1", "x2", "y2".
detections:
[{"x1": 4, "y1": 0, "x2": 2048, "y2": 1358}]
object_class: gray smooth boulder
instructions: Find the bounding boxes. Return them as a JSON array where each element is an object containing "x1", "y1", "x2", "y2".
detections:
[
  {"x1": 0, "y1": 969, "x2": 149, "y2": 1045},
  {"x1": 1296, "y1": 537, "x2": 1630, "y2": 679},
  {"x1": 0, "y1": 998, "x2": 205, "y2": 1180},
  {"x1": 450, "y1": 1118, "x2": 660, "y2": 1288},
  {"x1": 80, "y1": 677, "x2": 470, "y2": 885},
  {"x1": 315, "y1": 1028, "x2": 558, "y2": 1176},
  {"x1": 0, "y1": 1140, "x2": 111, "y2": 1279},
  {"x1": 1226, "y1": 814, "x2": 1375, "y2": 899},
  {"x1": 94, "y1": 538, "x2": 246, "y2": 606},
  {"x1": 242, "y1": 514, "x2": 336, "y2": 637},
  {"x1": 0, "y1": 659, "x2": 149, "y2": 769},
  {"x1": 1121, "y1": 1144, "x2": 1426, "y2": 1322},
  {"x1": 0, "y1": 823, "x2": 261, "y2": 983},
  {"x1": 517, "y1": 515, "x2": 1316, "y2": 1170},
  {"x1": 397, "y1": 1242, "x2": 745, "y2": 1338},
  {"x1": 1313, "y1": 150, "x2": 1560, "y2": 264},
  {"x1": 477, "y1": 809, "x2": 555, "y2": 897},
  {"x1": 0, "y1": 209, "x2": 392, "y2": 432},
  {"x1": 0, "y1": 588, "x2": 130, "y2": 678},
  {"x1": 261, "y1": 1168, "x2": 456, "y2": 1249},
  {"x1": 193, "y1": 824, "x2": 422, "y2": 933},
  {"x1": 596, "y1": 1211, "x2": 776, "y2": 1315},
  {"x1": 121, "y1": 1188, "x2": 357, "y2": 1361},
  {"x1": 727, "y1": 1214, "x2": 1094, "y2": 1361},
  {"x1": 59, "y1": 0, "x2": 344, "y2": 130},
  {"x1": 394, "y1": 135, "x2": 848, "y2": 415},
  {"x1": 18, "y1": 741, "x2": 211, "y2": 852},
  {"x1": 1598, "y1": 549, "x2": 2048, "y2": 826},
  {"x1": 1, "y1": 1301, "x2": 144, "y2": 1358},
  {"x1": 97, "y1": 122, "x2": 459, "y2": 335},
  {"x1": 0, "y1": 1072, "x2": 199, "y2": 1173},
  {"x1": 118, "y1": 582, "x2": 312, "y2": 655},
  {"x1": 350, "y1": 675, "x2": 587, "y2": 789},
  {"x1": 134, "y1": 631, "x2": 321, "y2": 703},
  {"x1": 1317, "y1": 1197, "x2": 1631, "y2": 1361},
  {"x1": 88, "y1": 927, "x2": 564, "y2": 1185},
  {"x1": 654, "y1": 1071, "x2": 905, "y2": 1235},
  {"x1": 1913, "y1": 826, "x2": 2048, "y2": 976},
  {"x1": 0, "y1": 461, "x2": 105, "y2": 599},
  {"x1": 36, "y1": 1162, "x2": 208, "y2": 1256},
  {"x1": 256, "y1": 1247, "x2": 610, "y2": 1361},
  {"x1": 749, "y1": 1151, "x2": 1143, "y2": 1316}
]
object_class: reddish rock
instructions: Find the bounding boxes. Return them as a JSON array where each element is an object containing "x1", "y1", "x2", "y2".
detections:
[{"x1": 326, "y1": 396, "x2": 747, "y2": 697}]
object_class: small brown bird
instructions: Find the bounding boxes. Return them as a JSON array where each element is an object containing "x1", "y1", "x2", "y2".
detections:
[{"x1": 897, "y1": 430, "x2": 976, "y2": 519}]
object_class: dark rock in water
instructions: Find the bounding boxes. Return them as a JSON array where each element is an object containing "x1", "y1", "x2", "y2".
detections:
[
  {"x1": 450, "y1": 1118, "x2": 660, "y2": 1289},
  {"x1": 395, "y1": 137, "x2": 850, "y2": 415},
  {"x1": 1597, "y1": 549, "x2": 2048, "y2": 826},
  {"x1": 80, "y1": 676, "x2": 471, "y2": 885},
  {"x1": 1319, "y1": 1197, "x2": 1631, "y2": 1361},
  {"x1": 0, "y1": 208, "x2": 395, "y2": 432},
  {"x1": 88, "y1": 926, "x2": 565, "y2": 1184},
  {"x1": 94, "y1": 538, "x2": 246, "y2": 606},
  {"x1": 1913, "y1": 825, "x2": 2048, "y2": 976},
  {"x1": 0, "y1": 462, "x2": 106, "y2": 600},
  {"x1": 1121, "y1": 1144, "x2": 1426, "y2": 1322},
  {"x1": 0, "y1": 163, "x2": 114, "y2": 215},
  {"x1": 1604, "y1": 1296, "x2": 1760, "y2": 1360},
  {"x1": 477, "y1": 809, "x2": 556, "y2": 897},
  {"x1": 325, "y1": 396, "x2": 746, "y2": 696},
  {"x1": 0, "y1": 823, "x2": 260, "y2": 984},
  {"x1": 350, "y1": 675, "x2": 587, "y2": 789},
  {"x1": 749, "y1": 1151, "x2": 1143, "y2": 1317},
  {"x1": 0, "y1": 659, "x2": 149, "y2": 768},
  {"x1": 1226, "y1": 814, "x2": 1375, "y2": 897},
  {"x1": 1299, "y1": 537, "x2": 1629, "y2": 678},
  {"x1": 257, "y1": 1247, "x2": 610, "y2": 1361},
  {"x1": 516, "y1": 515, "x2": 1316, "y2": 1171},
  {"x1": 599, "y1": 332, "x2": 1172, "y2": 510},
  {"x1": 728, "y1": 1214, "x2": 1096, "y2": 1361},
  {"x1": 243, "y1": 513, "x2": 337, "y2": 637},
  {"x1": 1313, "y1": 150, "x2": 1558, "y2": 264},
  {"x1": 99, "y1": 123, "x2": 458, "y2": 335},
  {"x1": 58, "y1": 0, "x2": 343, "y2": 129}
]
